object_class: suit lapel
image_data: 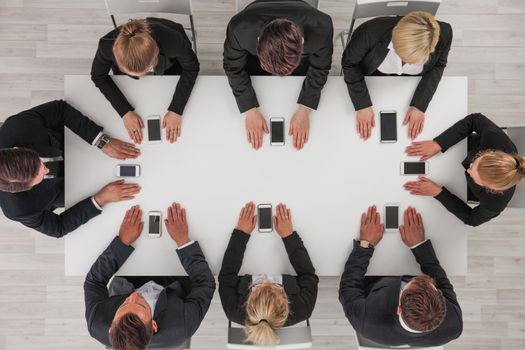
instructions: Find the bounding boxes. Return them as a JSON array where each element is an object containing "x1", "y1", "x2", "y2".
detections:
[{"x1": 367, "y1": 32, "x2": 391, "y2": 74}]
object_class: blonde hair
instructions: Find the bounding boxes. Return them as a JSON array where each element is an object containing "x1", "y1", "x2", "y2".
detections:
[
  {"x1": 477, "y1": 151, "x2": 525, "y2": 191},
  {"x1": 245, "y1": 282, "x2": 289, "y2": 346},
  {"x1": 392, "y1": 11, "x2": 440, "y2": 65},
  {"x1": 113, "y1": 19, "x2": 159, "y2": 74}
]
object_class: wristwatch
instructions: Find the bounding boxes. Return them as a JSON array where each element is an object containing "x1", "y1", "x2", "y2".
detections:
[
  {"x1": 360, "y1": 240, "x2": 372, "y2": 249},
  {"x1": 96, "y1": 134, "x2": 110, "y2": 149}
]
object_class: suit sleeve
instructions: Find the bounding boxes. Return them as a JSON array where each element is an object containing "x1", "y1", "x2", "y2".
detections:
[
  {"x1": 20, "y1": 197, "x2": 102, "y2": 238},
  {"x1": 218, "y1": 229, "x2": 250, "y2": 324},
  {"x1": 283, "y1": 231, "x2": 319, "y2": 320},
  {"x1": 411, "y1": 240, "x2": 462, "y2": 333},
  {"x1": 176, "y1": 241, "x2": 216, "y2": 338},
  {"x1": 297, "y1": 23, "x2": 333, "y2": 110},
  {"x1": 342, "y1": 23, "x2": 374, "y2": 111},
  {"x1": 84, "y1": 237, "x2": 134, "y2": 331},
  {"x1": 433, "y1": 113, "x2": 501, "y2": 153},
  {"x1": 223, "y1": 23, "x2": 259, "y2": 113},
  {"x1": 434, "y1": 187, "x2": 502, "y2": 227},
  {"x1": 167, "y1": 32, "x2": 200, "y2": 115},
  {"x1": 91, "y1": 40, "x2": 134, "y2": 117},
  {"x1": 32, "y1": 100, "x2": 103, "y2": 144},
  {"x1": 338, "y1": 240, "x2": 375, "y2": 333},
  {"x1": 410, "y1": 23, "x2": 452, "y2": 112}
]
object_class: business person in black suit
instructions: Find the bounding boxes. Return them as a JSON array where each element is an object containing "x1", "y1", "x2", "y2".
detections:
[
  {"x1": 339, "y1": 206, "x2": 463, "y2": 347},
  {"x1": 91, "y1": 18, "x2": 200, "y2": 144},
  {"x1": 84, "y1": 203, "x2": 215, "y2": 350},
  {"x1": 404, "y1": 113, "x2": 525, "y2": 226},
  {"x1": 0, "y1": 100, "x2": 141, "y2": 238},
  {"x1": 342, "y1": 12, "x2": 452, "y2": 140},
  {"x1": 223, "y1": 0, "x2": 333, "y2": 150},
  {"x1": 219, "y1": 202, "x2": 318, "y2": 346}
]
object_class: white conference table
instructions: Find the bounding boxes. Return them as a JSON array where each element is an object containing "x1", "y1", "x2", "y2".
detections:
[{"x1": 65, "y1": 75, "x2": 467, "y2": 277}]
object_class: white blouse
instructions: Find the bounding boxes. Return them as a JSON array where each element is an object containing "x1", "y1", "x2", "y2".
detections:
[{"x1": 377, "y1": 41, "x2": 424, "y2": 75}]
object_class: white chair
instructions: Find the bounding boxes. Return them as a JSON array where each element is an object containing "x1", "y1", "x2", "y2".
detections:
[
  {"x1": 504, "y1": 126, "x2": 525, "y2": 208},
  {"x1": 105, "y1": 337, "x2": 190, "y2": 349},
  {"x1": 227, "y1": 320, "x2": 312, "y2": 349},
  {"x1": 355, "y1": 332, "x2": 443, "y2": 350},
  {"x1": 336, "y1": 0, "x2": 441, "y2": 51},
  {"x1": 235, "y1": 0, "x2": 319, "y2": 13},
  {"x1": 104, "y1": 0, "x2": 197, "y2": 54}
]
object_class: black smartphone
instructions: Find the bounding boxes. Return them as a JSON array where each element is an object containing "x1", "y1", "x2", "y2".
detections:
[
  {"x1": 116, "y1": 165, "x2": 140, "y2": 177},
  {"x1": 270, "y1": 118, "x2": 285, "y2": 146},
  {"x1": 384, "y1": 204, "x2": 399, "y2": 232},
  {"x1": 148, "y1": 211, "x2": 161, "y2": 238},
  {"x1": 401, "y1": 161, "x2": 429, "y2": 175},
  {"x1": 257, "y1": 204, "x2": 273, "y2": 232},
  {"x1": 380, "y1": 110, "x2": 397, "y2": 143},
  {"x1": 147, "y1": 115, "x2": 161, "y2": 143}
]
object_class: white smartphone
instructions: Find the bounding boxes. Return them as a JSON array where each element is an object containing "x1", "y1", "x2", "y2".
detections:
[
  {"x1": 147, "y1": 115, "x2": 162, "y2": 143},
  {"x1": 257, "y1": 204, "x2": 273, "y2": 233},
  {"x1": 384, "y1": 203, "x2": 400, "y2": 233},
  {"x1": 270, "y1": 118, "x2": 285, "y2": 146},
  {"x1": 148, "y1": 211, "x2": 162, "y2": 238},
  {"x1": 400, "y1": 161, "x2": 429, "y2": 175},
  {"x1": 380, "y1": 110, "x2": 397, "y2": 143},
  {"x1": 116, "y1": 164, "x2": 140, "y2": 177}
]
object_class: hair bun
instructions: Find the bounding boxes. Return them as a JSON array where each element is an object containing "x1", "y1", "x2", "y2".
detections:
[{"x1": 120, "y1": 19, "x2": 149, "y2": 38}]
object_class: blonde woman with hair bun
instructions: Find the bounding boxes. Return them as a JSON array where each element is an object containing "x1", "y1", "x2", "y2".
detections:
[
  {"x1": 342, "y1": 11, "x2": 452, "y2": 141},
  {"x1": 91, "y1": 17, "x2": 199, "y2": 145},
  {"x1": 219, "y1": 202, "x2": 319, "y2": 346},
  {"x1": 404, "y1": 113, "x2": 524, "y2": 227}
]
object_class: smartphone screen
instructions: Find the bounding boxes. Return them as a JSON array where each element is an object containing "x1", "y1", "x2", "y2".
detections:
[
  {"x1": 385, "y1": 206, "x2": 399, "y2": 230},
  {"x1": 147, "y1": 117, "x2": 161, "y2": 141},
  {"x1": 149, "y1": 214, "x2": 160, "y2": 235},
  {"x1": 258, "y1": 205, "x2": 272, "y2": 231},
  {"x1": 119, "y1": 165, "x2": 137, "y2": 177},
  {"x1": 404, "y1": 162, "x2": 426, "y2": 175},
  {"x1": 271, "y1": 119, "x2": 284, "y2": 144},
  {"x1": 380, "y1": 112, "x2": 397, "y2": 142}
]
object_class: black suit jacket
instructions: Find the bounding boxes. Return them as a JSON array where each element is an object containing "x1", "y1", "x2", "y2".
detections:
[
  {"x1": 223, "y1": 0, "x2": 333, "y2": 113},
  {"x1": 84, "y1": 238, "x2": 216, "y2": 348},
  {"x1": 339, "y1": 240, "x2": 462, "y2": 347},
  {"x1": 91, "y1": 17, "x2": 200, "y2": 117},
  {"x1": 218, "y1": 229, "x2": 318, "y2": 326},
  {"x1": 342, "y1": 16, "x2": 452, "y2": 112},
  {"x1": 0, "y1": 100, "x2": 103, "y2": 237},
  {"x1": 433, "y1": 113, "x2": 517, "y2": 226}
]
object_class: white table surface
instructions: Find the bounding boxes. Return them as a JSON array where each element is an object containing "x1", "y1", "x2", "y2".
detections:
[{"x1": 64, "y1": 75, "x2": 467, "y2": 277}]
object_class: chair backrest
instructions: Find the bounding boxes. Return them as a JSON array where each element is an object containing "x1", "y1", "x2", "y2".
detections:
[
  {"x1": 506, "y1": 127, "x2": 525, "y2": 208},
  {"x1": 105, "y1": 0, "x2": 193, "y2": 16},
  {"x1": 353, "y1": 0, "x2": 441, "y2": 20},
  {"x1": 227, "y1": 321, "x2": 312, "y2": 349},
  {"x1": 355, "y1": 332, "x2": 444, "y2": 350},
  {"x1": 104, "y1": 337, "x2": 190, "y2": 350},
  {"x1": 235, "y1": 0, "x2": 319, "y2": 13}
]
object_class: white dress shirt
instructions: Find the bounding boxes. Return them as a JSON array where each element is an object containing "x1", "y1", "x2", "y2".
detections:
[
  {"x1": 377, "y1": 41, "x2": 424, "y2": 76},
  {"x1": 135, "y1": 281, "x2": 164, "y2": 313}
]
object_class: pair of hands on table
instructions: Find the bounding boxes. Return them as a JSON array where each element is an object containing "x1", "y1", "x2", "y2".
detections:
[
  {"x1": 356, "y1": 106, "x2": 425, "y2": 141},
  {"x1": 236, "y1": 201, "x2": 294, "y2": 238},
  {"x1": 245, "y1": 105, "x2": 310, "y2": 150},
  {"x1": 119, "y1": 203, "x2": 191, "y2": 247},
  {"x1": 123, "y1": 110, "x2": 182, "y2": 144},
  {"x1": 403, "y1": 140, "x2": 444, "y2": 197},
  {"x1": 359, "y1": 205, "x2": 425, "y2": 248}
]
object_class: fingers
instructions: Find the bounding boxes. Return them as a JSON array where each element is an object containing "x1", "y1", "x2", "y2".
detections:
[
  {"x1": 360, "y1": 212, "x2": 366, "y2": 226},
  {"x1": 403, "y1": 110, "x2": 410, "y2": 126},
  {"x1": 131, "y1": 205, "x2": 141, "y2": 224},
  {"x1": 407, "y1": 207, "x2": 415, "y2": 226},
  {"x1": 123, "y1": 207, "x2": 133, "y2": 223},
  {"x1": 365, "y1": 121, "x2": 371, "y2": 140},
  {"x1": 263, "y1": 120, "x2": 269, "y2": 134},
  {"x1": 403, "y1": 207, "x2": 409, "y2": 226},
  {"x1": 181, "y1": 208, "x2": 187, "y2": 224},
  {"x1": 357, "y1": 120, "x2": 363, "y2": 139},
  {"x1": 168, "y1": 204, "x2": 175, "y2": 223},
  {"x1": 257, "y1": 128, "x2": 262, "y2": 150},
  {"x1": 416, "y1": 213, "x2": 423, "y2": 227}
]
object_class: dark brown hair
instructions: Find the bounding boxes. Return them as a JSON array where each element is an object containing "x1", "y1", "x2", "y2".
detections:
[
  {"x1": 400, "y1": 274, "x2": 446, "y2": 332},
  {"x1": 113, "y1": 19, "x2": 159, "y2": 74},
  {"x1": 0, "y1": 148, "x2": 40, "y2": 193},
  {"x1": 109, "y1": 313, "x2": 153, "y2": 350},
  {"x1": 256, "y1": 19, "x2": 303, "y2": 76}
]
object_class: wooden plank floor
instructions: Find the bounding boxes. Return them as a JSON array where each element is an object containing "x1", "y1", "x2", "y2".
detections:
[{"x1": 0, "y1": 0, "x2": 524, "y2": 349}]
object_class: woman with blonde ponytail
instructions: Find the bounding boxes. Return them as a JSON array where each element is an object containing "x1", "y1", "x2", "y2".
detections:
[
  {"x1": 91, "y1": 17, "x2": 200, "y2": 144},
  {"x1": 342, "y1": 11, "x2": 452, "y2": 140},
  {"x1": 219, "y1": 202, "x2": 319, "y2": 346},
  {"x1": 404, "y1": 113, "x2": 523, "y2": 226}
]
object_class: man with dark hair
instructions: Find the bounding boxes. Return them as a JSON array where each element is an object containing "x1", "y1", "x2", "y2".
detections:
[
  {"x1": 339, "y1": 206, "x2": 463, "y2": 347},
  {"x1": 0, "y1": 100, "x2": 141, "y2": 238},
  {"x1": 84, "y1": 203, "x2": 216, "y2": 350},
  {"x1": 223, "y1": 0, "x2": 333, "y2": 151}
]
